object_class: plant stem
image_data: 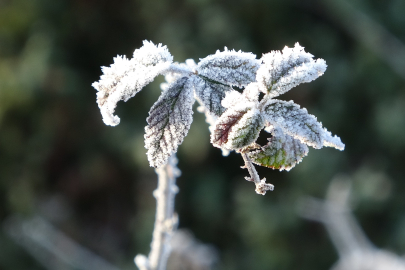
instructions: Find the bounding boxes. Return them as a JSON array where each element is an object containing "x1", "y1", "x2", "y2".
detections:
[
  {"x1": 135, "y1": 155, "x2": 180, "y2": 270},
  {"x1": 241, "y1": 153, "x2": 274, "y2": 195}
]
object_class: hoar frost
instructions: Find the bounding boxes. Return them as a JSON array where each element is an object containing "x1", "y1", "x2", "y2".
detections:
[
  {"x1": 93, "y1": 40, "x2": 345, "y2": 195},
  {"x1": 92, "y1": 41, "x2": 173, "y2": 126},
  {"x1": 256, "y1": 43, "x2": 327, "y2": 97}
]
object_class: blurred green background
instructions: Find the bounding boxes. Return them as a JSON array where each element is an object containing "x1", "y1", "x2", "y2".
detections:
[{"x1": 1, "y1": 0, "x2": 405, "y2": 269}]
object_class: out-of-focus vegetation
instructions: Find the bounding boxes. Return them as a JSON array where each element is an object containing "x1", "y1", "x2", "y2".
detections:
[{"x1": 1, "y1": 0, "x2": 405, "y2": 269}]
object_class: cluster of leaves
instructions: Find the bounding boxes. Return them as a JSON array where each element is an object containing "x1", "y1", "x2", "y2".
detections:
[{"x1": 93, "y1": 41, "x2": 344, "y2": 194}]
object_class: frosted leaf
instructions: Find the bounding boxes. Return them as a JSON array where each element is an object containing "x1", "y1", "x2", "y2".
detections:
[
  {"x1": 132, "y1": 40, "x2": 173, "y2": 66},
  {"x1": 192, "y1": 75, "x2": 233, "y2": 116},
  {"x1": 211, "y1": 99, "x2": 263, "y2": 150},
  {"x1": 211, "y1": 104, "x2": 250, "y2": 149},
  {"x1": 243, "y1": 82, "x2": 261, "y2": 103},
  {"x1": 197, "y1": 48, "x2": 260, "y2": 87},
  {"x1": 93, "y1": 40, "x2": 173, "y2": 126},
  {"x1": 215, "y1": 90, "x2": 260, "y2": 150},
  {"x1": 145, "y1": 77, "x2": 195, "y2": 168},
  {"x1": 256, "y1": 43, "x2": 327, "y2": 97},
  {"x1": 225, "y1": 108, "x2": 264, "y2": 150},
  {"x1": 221, "y1": 90, "x2": 256, "y2": 109},
  {"x1": 221, "y1": 90, "x2": 243, "y2": 109},
  {"x1": 248, "y1": 127, "x2": 309, "y2": 171},
  {"x1": 261, "y1": 99, "x2": 345, "y2": 150}
]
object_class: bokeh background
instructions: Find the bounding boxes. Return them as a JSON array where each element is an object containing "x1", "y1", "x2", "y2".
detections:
[{"x1": 1, "y1": 0, "x2": 405, "y2": 269}]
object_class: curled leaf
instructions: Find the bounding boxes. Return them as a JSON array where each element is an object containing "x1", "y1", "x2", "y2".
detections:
[
  {"x1": 197, "y1": 48, "x2": 260, "y2": 87},
  {"x1": 256, "y1": 43, "x2": 326, "y2": 97},
  {"x1": 93, "y1": 41, "x2": 173, "y2": 126},
  {"x1": 261, "y1": 99, "x2": 345, "y2": 150},
  {"x1": 248, "y1": 127, "x2": 309, "y2": 171},
  {"x1": 145, "y1": 77, "x2": 195, "y2": 168},
  {"x1": 242, "y1": 83, "x2": 261, "y2": 103}
]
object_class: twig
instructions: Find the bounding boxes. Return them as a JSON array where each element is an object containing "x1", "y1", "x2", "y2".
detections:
[
  {"x1": 241, "y1": 153, "x2": 274, "y2": 195},
  {"x1": 135, "y1": 155, "x2": 180, "y2": 270}
]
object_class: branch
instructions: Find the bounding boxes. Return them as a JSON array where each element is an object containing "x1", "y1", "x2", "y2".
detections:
[
  {"x1": 135, "y1": 155, "x2": 180, "y2": 270},
  {"x1": 297, "y1": 178, "x2": 373, "y2": 257},
  {"x1": 241, "y1": 153, "x2": 274, "y2": 195}
]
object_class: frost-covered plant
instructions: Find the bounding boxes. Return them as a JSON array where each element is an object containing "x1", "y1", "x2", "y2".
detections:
[{"x1": 93, "y1": 41, "x2": 344, "y2": 195}]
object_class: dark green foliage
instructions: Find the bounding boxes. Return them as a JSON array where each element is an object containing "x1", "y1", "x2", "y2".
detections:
[{"x1": 1, "y1": 0, "x2": 405, "y2": 269}]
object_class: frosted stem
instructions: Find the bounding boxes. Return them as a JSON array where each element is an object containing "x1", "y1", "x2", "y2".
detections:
[
  {"x1": 241, "y1": 153, "x2": 274, "y2": 195},
  {"x1": 135, "y1": 155, "x2": 180, "y2": 270},
  {"x1": 165, "y1": 63, "x2": 194, "y2": 76}
]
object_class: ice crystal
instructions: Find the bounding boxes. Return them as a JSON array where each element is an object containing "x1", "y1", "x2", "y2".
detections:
[
  {"x1": 93, "y1": 40, "x2": 345, "y2": 194},
  {"x1": 256, "y1": 43, "x2": 327, "y2": 97}
]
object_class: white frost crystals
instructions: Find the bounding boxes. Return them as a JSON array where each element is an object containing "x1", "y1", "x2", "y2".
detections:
[
  {"x1": 197, "y1": 48, "x2": 260, "y2": 87},
  {"x1": 93, "y1": 40, "x2": 345, "y2": 194},
  {"x1": 261, "y1": 99, "x2": 345, "y2": 150},
  {"x1": 144, "y1": 77, "x2": 195, "y2": 168},
  {"x1": 92, "y1": 41, "x2": 173, "y2": 126},
  {"x1": 256, "y1": 43, "x2": 327, "y2": 97}
]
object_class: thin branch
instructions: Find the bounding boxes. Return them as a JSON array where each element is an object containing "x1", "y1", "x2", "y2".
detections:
[
  {"x1": 297, "y1": 178, "x2": 373, "y2": 257},
  {"x1": 135, "y1": 155, "x2": 180, "y2": 270},
  {"x1": 241, "y1": 153, "x2": 274, "y2": 195}
]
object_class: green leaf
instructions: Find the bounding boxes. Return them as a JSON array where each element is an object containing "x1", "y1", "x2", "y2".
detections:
[
  {"x1": 227, "y1": 109, "x2": 264, "y2": 150},
  {"x1": 248, "y1": 127, "x2": 309, "y2": 171},
  {"x1": 211, "y1": 105, "x2": 264, "y2": 150}
]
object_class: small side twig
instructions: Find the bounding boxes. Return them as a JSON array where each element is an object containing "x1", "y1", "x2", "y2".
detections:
[
  {"x1": 135, "y1": 155, "x2": 180, "y2": 270},
  {"x1": 241, "y1": 153, "x2": 274, "y2": 195}
]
